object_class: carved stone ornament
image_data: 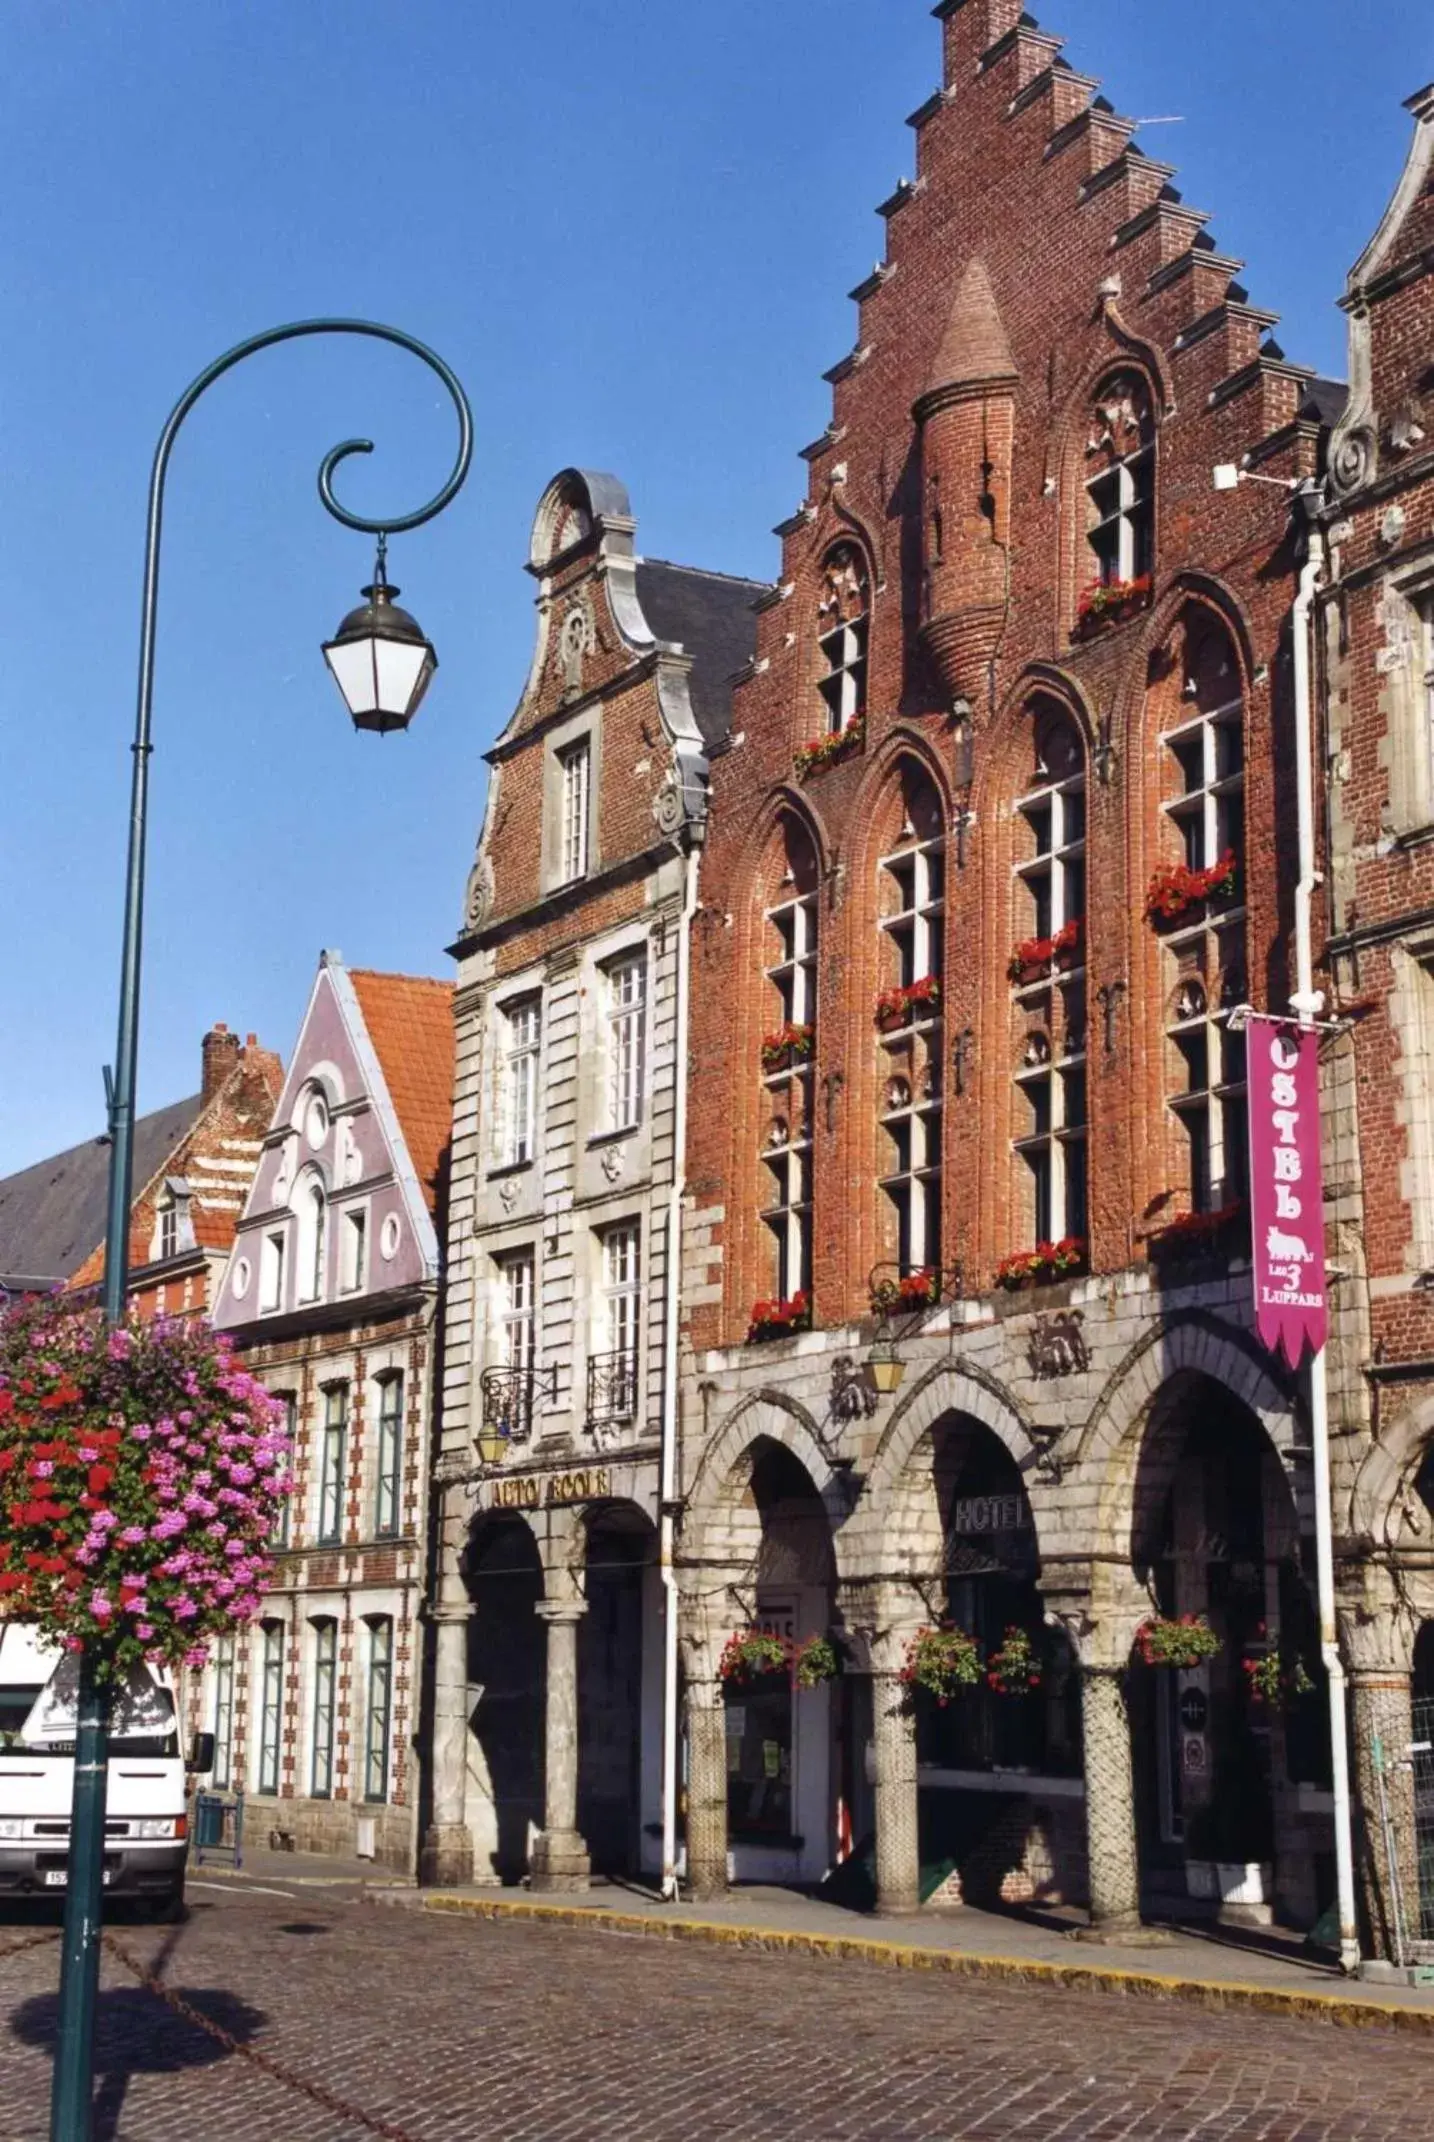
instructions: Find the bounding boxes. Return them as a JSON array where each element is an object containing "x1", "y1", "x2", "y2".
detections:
[
  {"x1": 652, "y1": 766, "x2": 687, "y2": 837},
  {"x1": 1026, "y1": 1310, "x2": 1090, "y2": 1380},
  {"x1": 463, "y1": 855, "x2": 495, "y2": 935},
  {"x1": 559, "y1": 601, "x2": 595, "y2": 701},
  {"x1": 497, "y1": 1177, "x2": 520, "y2": 1214},
  {"x1": 1331, "y1": 424, "x2": 1376, "y2": 498},
  {"x1": 818, "y1": 543, "x2": 870, "y2": 629},
  {"x1": 831, "y1": 1353, "x2": 879, "y2": 1424},
  {"x1": 600, "y1": 1144, "x2": 626, "y2": 1184}
]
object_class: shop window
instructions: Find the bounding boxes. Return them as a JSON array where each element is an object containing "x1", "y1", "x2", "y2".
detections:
[
  {"x1": 310, "y1": 1619, "x2": 337, "y2": 1799},
  {"x1": 1159, "y1": 621, "x2": 1248, "y2": 1212},
  {"x1": 374, "y1": 1373, "x2": 403, "y2": 1539},
  {"x1": 878, "y1": 767, "x2": 945, "y2": 1275},
  {"x1": 760, "y1": 818, "x2": 819, "y2": 1303},
  {"x1": 316, "y1": 1383, "x2": 348, "y2": 1547},
  {"x1": 363, "y1": 1618, "x2": 393, "y2": 1805},
  {"x1": 256, "y1": 1621, "x2": 284, "y2": 1796},
  {"x1": 1084, "y1": 370, "x2": 1155, "y2": 588},
  {"x1": 817, "y1": 544, "x2": 870, "y2": 735},
  {"x1": 1011, "y1": 706, "x2": 1088, "y2": 1244},
  {"x1": 499, "y1": 995, "x2": 541, "y2": 1167}
]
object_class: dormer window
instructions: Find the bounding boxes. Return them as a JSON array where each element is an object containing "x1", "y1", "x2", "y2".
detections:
[
  {"x1": 1084, "y1": 371, "x2": 1155, "y2": 589},
  {"x1": 817, "y1": 544, "x2": 870, "y2": 735},
  {"x1": 152, "y1": 1178, "x2": 193, "y2": 1263}
]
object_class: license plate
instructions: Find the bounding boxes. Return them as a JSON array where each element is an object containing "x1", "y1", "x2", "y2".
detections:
[{"x1": 42, "y1": 1871, "x2": 112, "y2": 1887}]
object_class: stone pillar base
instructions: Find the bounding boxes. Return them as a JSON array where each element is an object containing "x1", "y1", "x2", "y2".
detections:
[
  {"x1": 420, "y1": 1823, "x2": 474, "y2": 1890},
  {"x1": 1068, "y1": 1917, "x2": 1173, "y2": 1948},
  {"x1": 530, "y1": 1829, "x2": 591, "y2": 1892}
]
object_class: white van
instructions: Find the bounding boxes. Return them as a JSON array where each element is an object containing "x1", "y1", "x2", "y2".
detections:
[{"x1": 0, "y1": 1623, "x2": 204, "y2": 1916}]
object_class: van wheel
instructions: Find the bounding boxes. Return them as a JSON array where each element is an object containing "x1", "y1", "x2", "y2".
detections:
[{"x1": 137, "y1": 1887, "x2": 185, "y2": 1924}]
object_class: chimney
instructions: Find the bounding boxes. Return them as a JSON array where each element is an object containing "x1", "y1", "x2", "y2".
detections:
[{"x1": 202, "y1": 1022, "x2": 241, "y2": 1103}]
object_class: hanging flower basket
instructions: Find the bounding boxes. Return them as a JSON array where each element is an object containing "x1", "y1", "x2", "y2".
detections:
[
  {"x1": 747, "y1": 1291, "x2": 811, "y2": 1343},
  {"x1": 793, "y1": 1634, "x2": 840, "y2": 1689},
  {"x1": 1243, "y1": 1645, "x2": 1316, "y2": 1711},
  {"x1": 986, "y1": 1625, "x2": 1043, "y2": 1696},
  {"x1": 718, "y1": 1630, "x2": 840, "y2": 1689},
  {"x1": 794, "y1": 719, "x2": 865, "y2": 781},
  {"x1": 869, "y1": 1267, "x2": 940, "y2": 1317},
  {"x1": 0, "y1": 1297, "x2": 292, "y2": 1680},
  {"x1": 875, "y1": 975, "x2": 942, "y2": 1032},
  {"x1": 1135, "y1": 1615, "x2": 1223, "y2": 1670},
  {"x1": 760, "y1": 1022, "x2": 814, "y2": 1075},
  {"x1": 1007, "y1": 918, "x2": 1083, "y2": 987},
  {"x1": 1073, "y1": 575, "x2": 1152, "y2": 642},
  {"x1": 994, "y1": 1237, "x2": 1087, "y2": 1291},
  {"x1": 718, "y1": 1631, "x2": 790, "y2": 1684},
  {"x1": 1144, "y1": 849, "x2": 1241, "y2": 928},
  {"x1": 899, "y1": 1623, "x2": 982, "y2": 1706}
]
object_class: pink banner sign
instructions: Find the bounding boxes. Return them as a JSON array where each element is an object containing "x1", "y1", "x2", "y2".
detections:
[{"x1": 1247, "y1": 1017, "x2": 1327, "y2": 1367}]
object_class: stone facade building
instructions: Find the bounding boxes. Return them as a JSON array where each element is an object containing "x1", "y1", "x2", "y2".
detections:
[
  {"x1": 202, "y1": 954, "x2": 453, "y2": 1871},
  {"x1": 1320, "y1": 86, "x2": 1434, "y2": 1954},
  {"x1": 426, "y1": 473, "x2": 762, "y2": 1889},
  {"x1": 677, "y1": 0, "x2": 1351, "y2": 1932}
]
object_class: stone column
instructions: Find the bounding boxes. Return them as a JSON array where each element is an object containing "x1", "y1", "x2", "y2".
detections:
[
  {"x1": 530, "y1": 1601, "x2": 590, "y2": 1892},
  {"x1": 1079, "y1": 1665, "x2": 1142, "y2": 1932},
  {"x1": 420, "y1": 1475, "x2": 475, "y2": 1888},
  {"x1": 685, "y1": 1678, "x2": 729, "y2": 1901},
  {"x1": 848, "y1": 1582, "x2": 924, "y2": 1915},
  {"x1": 1344, "y1": 1592, "x2": 1419, "y2": 1959}
]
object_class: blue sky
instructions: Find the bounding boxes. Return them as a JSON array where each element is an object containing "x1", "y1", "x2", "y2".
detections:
[{"x1": 2, "y1": 0, "x2": 1430, "y2": 1175}]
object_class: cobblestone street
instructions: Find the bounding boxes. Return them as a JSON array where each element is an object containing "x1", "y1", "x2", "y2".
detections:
[{"x1": 1, "y1": 1885, "x2": 1432, "y2": 2141}]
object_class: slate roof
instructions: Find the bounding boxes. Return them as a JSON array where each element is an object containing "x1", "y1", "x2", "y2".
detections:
[
  {"x1": 634, "y1": 559, "x2": 767, "y2": 750},
  {"x1": 1303, "y1": 377, "x2": 1348, "y2": 428},
  {"x1": 0, "y1": 1094, "x2": 203, "y2": 1290},
  {"x1": 348, "y1": 971, "x2": 455, "y2": 1222}
]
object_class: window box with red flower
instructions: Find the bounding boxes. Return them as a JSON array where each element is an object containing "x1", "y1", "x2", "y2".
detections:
[
  {"x1": 1243, "y1": 1640, "x2": 1315, "y2": 1711},
  {"x1": 1073, "y1": 575, "x2": 1152, "y2": 642},
  {"x1": 869, "y1": 1266, "x2": 941, "y2": 1317},
  {"x1": 993, "y1": 1237, "x2": 1087, "y2": 1291},
  {"x1": 1145, "y1": 1200, "x2": 1249, "y2": 1268},
  {"x1": 1135, "y1": 1614, "x2": 1222, "y2": 1670},
  {"x1": 746, "y1": 1291, "x2": 811, "y2": 1343},
  {"x1": 1007, "y1": 917, "x2": 1084, "y2": 987},
  {"x1": 794, "y1": 718, "x2": 865, "y2": 782},
  {"x1": 718, "y1": 1629, "x2": 840, "y2": 1688},
  {"x1": 760, "y1": 1022, "x2": 814, "y2": 1075},
  {"x1": 874, "y1": 975, "x2": 942, "y2": 1033},
  {"x1": 1144, "y1": 849, "x2": 1241, "y2": 929},
  {"x1": 986, "y1": 1625, "x2": 1042, "y2": 1696}
]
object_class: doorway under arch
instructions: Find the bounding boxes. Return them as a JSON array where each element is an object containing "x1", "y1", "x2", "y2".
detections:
[{"x1": 463, "y1": 1515, "x2": 544, "y2": 1884}]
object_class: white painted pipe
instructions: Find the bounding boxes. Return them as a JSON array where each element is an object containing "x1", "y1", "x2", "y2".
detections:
[
  {"x1": 1291, "y1": 525, "x2": 1360, "y2": 1973},
  {"x1": 659, "y1": 843, "x2": 698, "y2": 1901}
]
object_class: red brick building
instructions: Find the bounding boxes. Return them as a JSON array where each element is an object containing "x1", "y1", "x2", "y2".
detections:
[{"x1": 677, "y1": 0, "x2": 1353, "y2": 1935}]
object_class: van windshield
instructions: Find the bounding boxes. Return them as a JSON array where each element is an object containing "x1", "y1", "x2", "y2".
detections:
[{"x1": 0, "y1": 1681, "x2": 179, "y2": 1760}]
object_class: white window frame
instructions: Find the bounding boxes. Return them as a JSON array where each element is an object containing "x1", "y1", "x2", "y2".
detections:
[
  {"x1": 363, "y1": 1618, "x2": 393, "y2": 1805},
  {"x1": 499, "y1": 1250, "x2": 536, "y2": 1371},
  {"x1": 310, "y1": 1619, "x2": 338, "y2": 1800},
  {"x1": 1012, "y1": 720, "x2": 1088, "y2": 1245},
  {"x1": 259, "y1": 1229, "x2": 286, "y2": 1315},
  {"x1": 817, "y1": 545, "x2": 870, "y2": 736},
  {"x1": 762, "y1": 877, "x2": 818, "y2": 1301},
  {"x1": 879, "y1": 819, "x2": 946, "y2": 1275},
  {"x1": 210, "y1": 1635, "x2": 235, "y2": 1792},
  {"x1": 256, "y1": 1621, "x2": 285, "y2": 1797},
  {"x1": 339, "y1": 1206, "x2": 367, "y2": 1295},
  {"x1": 1161, "y1": 669, "x2": 1248, "y2": 1214},
  {"x1": 269, "y1": 1394, "x2": 295, "y2": 1548},
  {"x1": 600, "y1": 1220, "x2": 642, "y2": 1365},
  {"x1": 374, "y1": 1373, "x2": 403, "y2": 1539},
  {"x1": 604, "y1": 951, "x2": 647, "y2": 1133},
  {"x1": 559, "y1": 736, "x2": 592, "y2": 883},
  {"x1": 295, "y1": 1175, "x2": 327, "y2": 1305},
  {"x1": 499, "y1": 996, "x2": 542, "y2": 1167},
  {"x1": 316, "y1": 1383, "x2": 348, "y2": 1547},
  {"x1": 1084, "y1": 371, "x2": 1155, "y2": 586}
]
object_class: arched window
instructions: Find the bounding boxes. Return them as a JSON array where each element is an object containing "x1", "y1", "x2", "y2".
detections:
[
  {"x1": 1011, "y1": 705, "x2": 1088, "y2": 1247},
  {"x1": 1157, "y1": 617, "x2": 1247, "y2": 1212},
  {"x1": 294, "y1": 1171, "x2": 327, "y2": 1305},
  {"x1": 1084, "y1": 371, "x2": 1155, "y2": 591},
  {"x1": 877, "y1": 766, "x2": 945, "y2": 1277},
  {"x1": 760, "y1": 818, "x2": 819, "y2": 1304},
  {"x1": 817, "y1": 544, "x2": 870, "y2": 736}
]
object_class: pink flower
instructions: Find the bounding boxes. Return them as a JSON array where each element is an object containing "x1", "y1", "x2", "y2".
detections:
[
  {"x1": 135, "y1": 1622, "x2": 155, "y2": 1641},
  {"x1": 89, "y1": 1592, "x2": 112, "y2": 1620},
  {"x1": 118, "y1": 1526, "x2": 148, "y2": 1546}
]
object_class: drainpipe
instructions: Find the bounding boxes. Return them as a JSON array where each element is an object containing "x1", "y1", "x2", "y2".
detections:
[
  {"x1": 659, "y1": 839, "x2": 699, "y2": 1901},
  {"x1": 1291, "y1": 505, "x2": 1360, "y2": 1974}
]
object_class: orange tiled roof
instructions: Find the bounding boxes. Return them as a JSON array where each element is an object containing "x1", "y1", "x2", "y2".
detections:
[{"x1": 348, "y1": 970, "x2": 455, "y2": 1220}]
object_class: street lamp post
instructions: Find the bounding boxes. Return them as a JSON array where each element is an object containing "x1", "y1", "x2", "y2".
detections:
[{"x1": 49, "y1": 320, "x2": 473, "y2": 2142}]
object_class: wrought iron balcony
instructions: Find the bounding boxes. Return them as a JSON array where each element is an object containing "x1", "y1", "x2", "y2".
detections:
[
  {"x1": 480, "y1": 1363, "x2": 555, "y2": 1444},
  {"x1": 586, "y1": 1348, "x2": 638, "y2": 1429}
]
